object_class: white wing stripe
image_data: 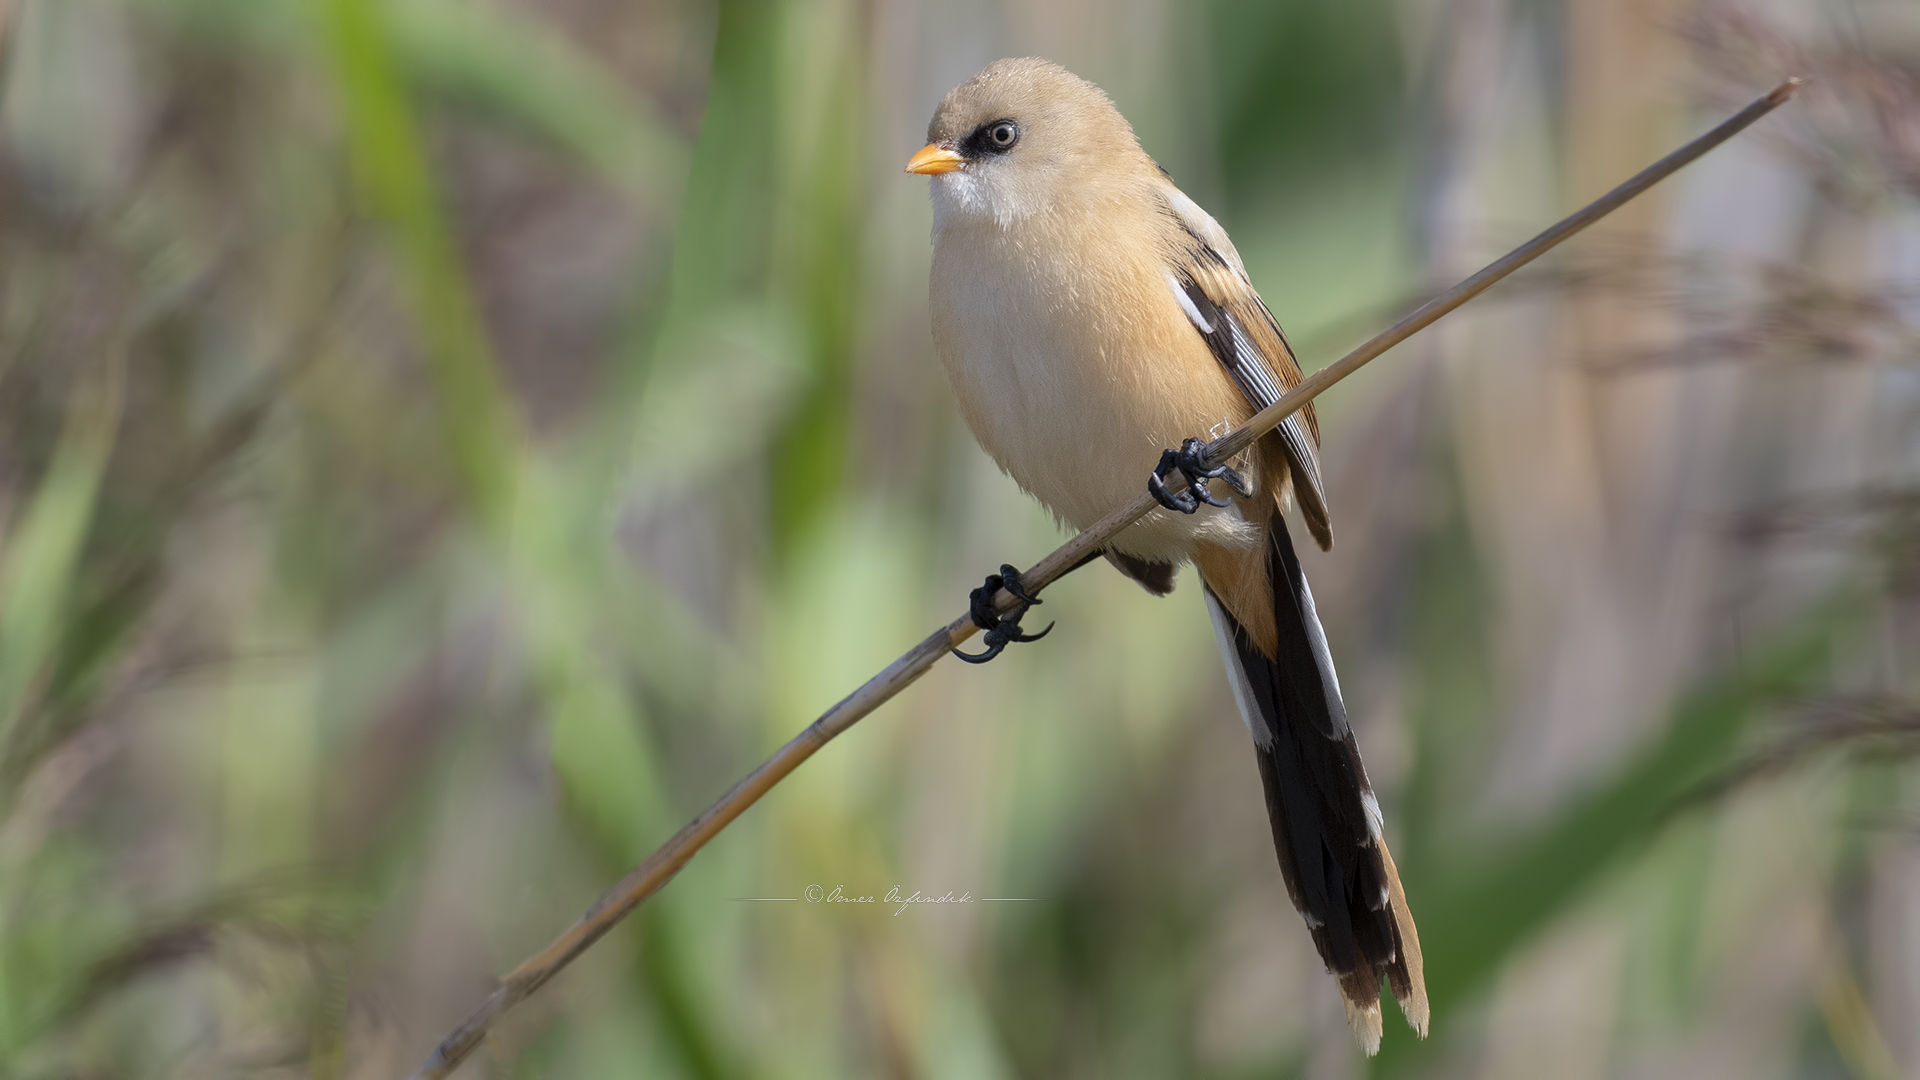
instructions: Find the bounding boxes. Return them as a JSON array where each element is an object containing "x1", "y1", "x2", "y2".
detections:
[{"x1": 1168, "y1": 271, "x2": 1214, "y2": 333}]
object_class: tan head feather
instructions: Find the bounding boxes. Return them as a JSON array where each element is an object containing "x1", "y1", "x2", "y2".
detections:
[{"x1": 917, "y1": 58, "x2": 1156, "y2": 227}]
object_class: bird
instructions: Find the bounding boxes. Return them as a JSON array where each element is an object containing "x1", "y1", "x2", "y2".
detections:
[{"x1": 906, "y1": 57, "x2": 1427, "y2": 1052}]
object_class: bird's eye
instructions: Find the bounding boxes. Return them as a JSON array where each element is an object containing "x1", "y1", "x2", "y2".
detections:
[{"x1": 960, "y1": 119, "x2": 1020, "y2": 159}]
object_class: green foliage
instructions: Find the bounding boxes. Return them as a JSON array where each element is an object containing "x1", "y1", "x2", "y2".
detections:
[
  {"x1": 0, "y1": 1, "x2": 1910, "y2": 1077},
  {"x1": 317, "y1": 0, "x2": 520, "y2": 524},
  {"x1": 1206, "y1": 0, "x2": 1407, "y2": 204},
  {"x1": 385, "y1": 0, "x2": 689, "y2": 202},
  {"x1": 0, "y1": 369, "x2": 120, "y2": 793},
  {"x1": 1382, "y1": 601, "x2": 1856, "y2": 1066}
]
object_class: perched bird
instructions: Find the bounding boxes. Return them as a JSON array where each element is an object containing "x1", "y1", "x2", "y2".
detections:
[{"x1": 907, "y1": 57, "x2": 1427, "y2": 1051}]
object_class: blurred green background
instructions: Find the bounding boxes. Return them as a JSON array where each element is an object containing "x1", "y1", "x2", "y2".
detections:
[{"x1": 2, "y1": 0, "x2": 1918, "y2": 1076}]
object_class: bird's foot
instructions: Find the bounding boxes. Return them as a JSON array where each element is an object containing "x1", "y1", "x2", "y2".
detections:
[
  {"x1": 1147, "y1": 437, "x2": 1252, "y2": 514},
  {"x1": 953, "y1": 563, "x2": 1054, "y2": 664}
]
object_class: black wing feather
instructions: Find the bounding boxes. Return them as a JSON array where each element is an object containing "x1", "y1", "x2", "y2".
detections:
[{"x1": 1170, "y1": 268, "x2": 1334, "y2": 549}]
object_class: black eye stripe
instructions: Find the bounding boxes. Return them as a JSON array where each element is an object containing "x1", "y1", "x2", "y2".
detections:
[{"x1": 962, "y1": 119, "x2": 1020, "y2": 158}]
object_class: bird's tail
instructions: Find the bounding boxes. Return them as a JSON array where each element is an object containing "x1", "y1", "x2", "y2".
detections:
[{"x1": 1198, "y1": 507, "x2": 1428, "y2": 1054}]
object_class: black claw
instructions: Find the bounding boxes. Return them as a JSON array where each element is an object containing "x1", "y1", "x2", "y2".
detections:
[
  {"x1": 1148, "y1": 450, "x2": 1197, "y2": 514},
  {"x1": 996, "y1": 563, "x2": 1042, "y2": 606},
  {"x1": 954, "y1": 563, "x2": 1054, "y2": 663},
  {"x1": 1148, "y1": 437, "x2": 1250, "y2": 514}
]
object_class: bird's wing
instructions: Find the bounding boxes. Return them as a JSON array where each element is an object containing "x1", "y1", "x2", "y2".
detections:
[{"x1": 1155, "y1": 185, "x2": 1332, "y2": 550}]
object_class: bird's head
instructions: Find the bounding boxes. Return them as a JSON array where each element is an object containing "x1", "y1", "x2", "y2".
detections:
[{"x1": 907, "y1": 58, "x2": 1146, "y2": 232}]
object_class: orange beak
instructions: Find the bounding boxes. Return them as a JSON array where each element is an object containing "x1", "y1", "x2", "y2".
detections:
[{"x1": 904, "y1": 143, "x2": 965, "y2": 175}]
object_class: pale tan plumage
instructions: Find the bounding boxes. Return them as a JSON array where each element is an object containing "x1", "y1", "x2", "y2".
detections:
[
  {"x1": 911, "y1": 58, "x2": 1426, "y2": 1052},
  {"x1": 924, "y1": 64, "x2": 1308, "y2": 563}
]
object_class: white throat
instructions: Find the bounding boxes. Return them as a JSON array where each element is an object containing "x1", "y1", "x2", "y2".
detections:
[{"x1": 929, "y1": 167, "x2": 1040, "y2": 239}]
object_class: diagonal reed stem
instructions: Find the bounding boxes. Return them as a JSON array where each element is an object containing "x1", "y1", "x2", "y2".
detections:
[{"x1": 407, "y1": 78, "x2": 1801, "y2": 1080}]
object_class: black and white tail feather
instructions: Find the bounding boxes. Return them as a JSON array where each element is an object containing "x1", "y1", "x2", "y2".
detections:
[
  {"x1": 1204, "y1": 508, "x2": 1429, "y2": 1052},
  {"x1": 1155, "y1": 177, "x2": 1427, "y2": 1050}
]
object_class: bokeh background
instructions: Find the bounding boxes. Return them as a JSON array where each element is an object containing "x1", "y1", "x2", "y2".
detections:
[{"x1": 2, "y1": 0, "x2": 1918, "y2": 1076}]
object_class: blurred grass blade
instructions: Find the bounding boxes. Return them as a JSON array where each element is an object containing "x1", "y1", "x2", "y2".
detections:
[
  {"x1": 515, "y1": 457, "x2": 738, "y2": 1079},
  {"x1": 314, "y1": 0, "x2": 519, "y2": 525},
  {"x1": 0, "y1": 359, "x2": 122, "y2": 791},
  {"x1": 765, "y1": 6, "x2": 869, "y2": 556},
  {"x1": 1380, "y1": 597, "x2": 1855, "y2": 1066},
  {"x1": 631, "y1": 0, "x2": 783, "y2": 415},
  {"x1": 0, "y1": 357, "x2": 121, "y2": 1062},
  {"x1": 139, "y1": 0, "x2": 686, "y2": 199},
  {"x1": 387, "y1": 0, "x2": 688, "y2": 203},
  {"x1": 655, "y1": 0, "x2": 778, "y2": 319}
]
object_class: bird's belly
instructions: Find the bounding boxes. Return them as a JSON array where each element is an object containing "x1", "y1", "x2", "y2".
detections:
[{"x1": 933, "y1": 266, "x2": 1261, "y2": 562}]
